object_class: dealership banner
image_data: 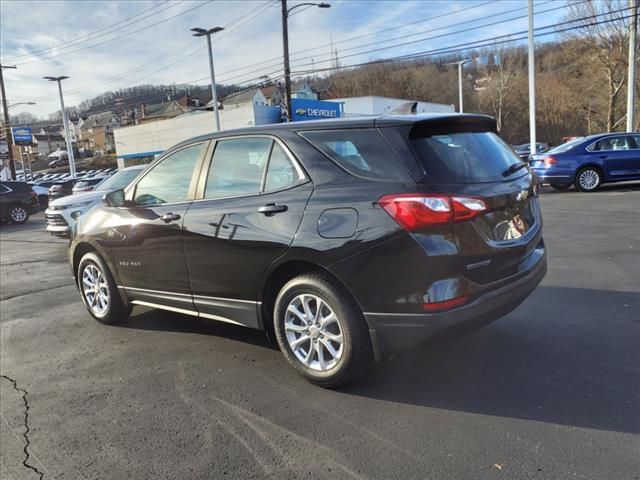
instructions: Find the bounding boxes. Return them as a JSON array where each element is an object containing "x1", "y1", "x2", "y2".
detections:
[
  {"x1": 291, "y1": 99, "x2": 342, "y2": 122},
  {"x1": 12, "y1": 127, "x2": 33, "y2": 145}
]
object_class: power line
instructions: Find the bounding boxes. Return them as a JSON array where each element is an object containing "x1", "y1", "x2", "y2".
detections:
[
  {"x1": 15, "y1": 0, "x2": 215, "y2": 66},
  {"x1": 292, "y1": 11, "x2": 638, "y2": 77},
  {"x1": 4, "y1": 1, "x2": 178, "y2": 62}
]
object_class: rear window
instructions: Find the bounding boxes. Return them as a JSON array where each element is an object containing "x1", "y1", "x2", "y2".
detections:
[
  {"x1": 300, "y1": 129, "x2": 408, "y2": 181},
  {"x1": 411, "y1": 131, "x2": 524, "y2": 183}
]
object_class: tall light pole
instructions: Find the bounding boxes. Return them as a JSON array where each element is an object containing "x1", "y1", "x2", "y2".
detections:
[
  {"x1": 1, "y1": 64, "x2": 18, "y2": 180},
  {"x1": 447, "y1": 59, "x2": 471, "y2": 113},
  {"x1": 44, "y1": 76, "x2": 77, "y2": 179},
  {"x1": 8, "y1": 101, "x2": 36, "y2": 110},
  {"x1": 626, "y1": 0, "x2": 638, "y2": 132},
  {"x1": 192, "y1": 26, "x2": 224, "y2": 132},
  {"x1": 281, "y1": 1, "x2": 331, "y2": 120},
  {"x1": 527, "y1": 0, "x2": 537, "y2": 155}
]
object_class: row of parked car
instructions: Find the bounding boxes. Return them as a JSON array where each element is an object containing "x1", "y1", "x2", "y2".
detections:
[{"x1": 0, "y1": 166, "x2": 145, "y2": 228}]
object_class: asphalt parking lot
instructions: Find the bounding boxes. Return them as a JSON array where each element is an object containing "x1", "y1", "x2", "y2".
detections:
[{"x1": 1, "y1": 184, "x2": 639, "y2": 480}]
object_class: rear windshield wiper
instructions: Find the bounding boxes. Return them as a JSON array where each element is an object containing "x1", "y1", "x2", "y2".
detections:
[{"x1": 502, "y1": 162, "x2": 528, "y2": 177}]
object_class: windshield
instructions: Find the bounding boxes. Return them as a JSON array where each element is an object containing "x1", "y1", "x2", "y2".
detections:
[
  {"x1": 412, "y1": 131, "x2": 524, "y2": 183},
  {"x1": 96, "y1": 168, "x2": 143, "y2": 191},
  {"x1": 547, "y1": 137, "x2": 584, "y2": 154}
]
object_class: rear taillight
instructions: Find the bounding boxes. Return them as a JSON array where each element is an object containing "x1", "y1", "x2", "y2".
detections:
[
  {"x1": 543, "y1": 155, "x2": 556, "y2": 166},
  {"x1": 423, "y1": 295, "x2": 469, "y2": 312},
  {"x1": 378, "y1": 194, "x2": 487, "y2": 231}
]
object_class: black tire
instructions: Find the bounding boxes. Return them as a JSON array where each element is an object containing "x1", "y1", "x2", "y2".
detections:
[
  {"x1": 575, "y1": 167, "x2": 602, "y2": 192},
  {"x1": 9, "y1": 204, "x2": 29, "y2": 224},
  {"x1": 273, "y1": 274, "x2": 372, "y2": 388},
  {"x1": 550, "y1": 183, "x2": 571, "y2": 191},
  {"x1": 77, "y1": 252, "x2": 131, "y2": 324}
]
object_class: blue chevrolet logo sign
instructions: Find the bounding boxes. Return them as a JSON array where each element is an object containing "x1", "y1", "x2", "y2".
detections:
[{"x1": 291, "y1": 99, "x2": 342, "y2": 122}]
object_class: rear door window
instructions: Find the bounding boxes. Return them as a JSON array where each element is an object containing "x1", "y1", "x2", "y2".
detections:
[
  {"x1": 204, "y1": 137, "x2": 272, "y2": 199},
  {"x1": 300, "y1": 129, "x2": 409, "y2": 181},
  {"x1": 590, "y1": 136, "x2": 634, "y2": 151},
  {"x1": 411, "y1": 131, "x2": 524, "y2": 183}
]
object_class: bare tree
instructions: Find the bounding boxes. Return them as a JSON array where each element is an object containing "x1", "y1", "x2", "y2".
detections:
[{"x1": 566, "y1": 0, "x2": 632, "y2": 131}]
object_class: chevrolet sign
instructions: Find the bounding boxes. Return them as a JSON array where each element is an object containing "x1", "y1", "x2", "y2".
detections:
[{"x1": 291, "y1": 99, "x2": 342, "y2": 122}]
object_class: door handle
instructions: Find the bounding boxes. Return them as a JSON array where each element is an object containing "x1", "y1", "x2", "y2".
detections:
[
  {"x1": 258, "y1": 203, "x2": 288, "y2": 216},
  {"x1": 161, "y1": 212, "x2": 181, "y2": 223}
]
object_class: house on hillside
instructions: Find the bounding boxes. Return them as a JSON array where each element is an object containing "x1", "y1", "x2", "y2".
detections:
[
  {"x1": 260, "y1": 86, "x2": 284, "y2": 107},
  {"x1": 79, "y1": 111, "x2": 120, "y2": 153},
  {"x1": 292, "y1": 82, "x2": 318, "y2": 101},
  {"x1": 222, "y1": 89, "x2": 268, "y2": 109},
  {"x1": 138, "y1": 100, "x2": 186, "y2": 124},
  {"x1": 34, "y1": 129, "x2": 66, "y2": 158}
]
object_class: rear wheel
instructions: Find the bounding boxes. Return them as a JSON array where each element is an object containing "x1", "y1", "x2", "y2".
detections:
[
  {"x1": 575, "y1": 167, "x2": 601, "y2": 192},
  {"x1": 78, "y1": 252, "x2": 131, "y2": 324},
  {"x1": 273, "y1": 274, "x2": 372, "y2": 388},
  {"x1": 550, "y1": 183, "x2": 571, "y2": 191},
  {"x1": 9, "y1": 205, "x2": 29, "y2": 224}
]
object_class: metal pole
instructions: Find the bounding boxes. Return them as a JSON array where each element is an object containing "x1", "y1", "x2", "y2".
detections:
[
  {"x1": 206, "y1": 33, "x2": 221, "y2": 131},
  {"x1": 281, "y1": 0, "x2": 292, "y2": 120},
  {"x1": 0, "y1": 64, "x2": 17, "y2": 180},
  {"x1": 527, "y1": 0, "x2": 537, "y2": 155},
  {"x1": 626, "y1": 0, "x2": 638, "y2": 132},
  {"x1": 57, "y1": 80, "x2": 76, "y2": 179},
  {"x1": 458, "y1": 62, "x2": 464, "y2": 113}
]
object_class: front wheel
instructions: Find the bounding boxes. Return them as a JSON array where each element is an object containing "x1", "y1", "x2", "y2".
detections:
[
  {"x1": 575, "y1": 167, "x2": 601, "y2": 192},
  {"x1": 9, "y1": 205, "x2": 29, "y2": 224},
  {"x1": 273, "y1": 274, "x2": 372, "y2": 388},
  {"x1": 78, "y1": 252, "x2": 131, "y2": 324}
]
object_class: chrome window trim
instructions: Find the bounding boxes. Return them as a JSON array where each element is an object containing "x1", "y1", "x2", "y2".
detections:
[{"x1": 585, "y1": 135, "x2": 638, "y2": 153}]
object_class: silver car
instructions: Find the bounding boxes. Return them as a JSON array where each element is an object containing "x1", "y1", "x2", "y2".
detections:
[{"x1": 45, "y1": 165, "x2": 146, "y2": 237}]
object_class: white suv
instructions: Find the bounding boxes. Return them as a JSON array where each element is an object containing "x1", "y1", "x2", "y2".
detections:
[{"x1": 45, "y1": 165, "x2": 146, "y2": 237}]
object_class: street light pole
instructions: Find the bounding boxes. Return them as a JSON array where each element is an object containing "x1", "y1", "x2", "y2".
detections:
[
  {"x1": 281, "y1": 1, "x2": 331, "y2": 121},
  {"x1": 192, "y1": 26, "x2": 224, "y2": 132},
  {"x1": 626, "y1": 0, "x2": 638, "y2": 132},
  {"x1": 44, "y1": 76, "x2": 77, "y2": 179},
  {"x1": 1, "y1": 64, "x2": 18, "y2": 180},
  {"x1": 445, "y1": 59, "x2": 471, "y2": 113},
  {"x1": 527, "y1": 0, "x2": 537, "y2": 156}
]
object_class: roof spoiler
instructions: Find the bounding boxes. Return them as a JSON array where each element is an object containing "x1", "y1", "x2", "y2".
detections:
[{"x1": 408, "y1": 114, "x2": 497, "y2": 138}]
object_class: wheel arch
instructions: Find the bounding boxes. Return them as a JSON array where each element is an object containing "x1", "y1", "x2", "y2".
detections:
[
  {"x1": 259, "y1": 259, "x2": 364, "y2": 339},
  {"x1": 72, "y1": 241, "x2": 129, "y2": 307}
]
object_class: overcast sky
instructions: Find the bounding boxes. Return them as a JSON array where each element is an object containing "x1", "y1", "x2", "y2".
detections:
[{"x1": 1, "y1": 0, "x2": 568, "y2": 118}]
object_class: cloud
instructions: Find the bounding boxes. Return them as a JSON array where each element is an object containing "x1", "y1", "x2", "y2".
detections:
[{"x1": 1, "y1": 0, "x2": 567, "y2": 118}]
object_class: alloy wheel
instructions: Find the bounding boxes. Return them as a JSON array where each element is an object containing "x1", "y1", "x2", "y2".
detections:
[
  {"x1": 284, "y1": 294, "x2": 344, "y2": 371},
  {"x1": 10, "y1": 206, "x2": 27, "y2": 223},
  {"x1": 579, "y1": 169, "x2": 600, "y2": 191},
  {"x1": 81, "y1": 264, "x2": 110, "y2": 316}
]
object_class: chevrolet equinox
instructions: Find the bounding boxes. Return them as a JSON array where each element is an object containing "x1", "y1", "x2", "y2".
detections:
[{"x1": 69, "y1": 114, "x2": 547, "y2": 388}]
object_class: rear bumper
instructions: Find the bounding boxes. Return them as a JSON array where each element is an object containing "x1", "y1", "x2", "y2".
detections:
[
  {"x1": 365, "y1": 247, "x2": 547, "y2": 360},
  {"x1": 531, "y1": 168, "x2": 574, "y2": 184}
]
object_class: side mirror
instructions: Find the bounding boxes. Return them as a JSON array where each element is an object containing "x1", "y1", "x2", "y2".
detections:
[{"x1": 103, "y1": 189, "x2": 126, "y2": 207}]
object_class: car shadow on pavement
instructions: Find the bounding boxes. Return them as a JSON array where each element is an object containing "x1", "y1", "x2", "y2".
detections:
[
  {"x1": 344, "y1": 286, "x2": 640, "y2": 434},
  {"x1": 116, "y1": 307, "x2": 277, "y2": 351}
]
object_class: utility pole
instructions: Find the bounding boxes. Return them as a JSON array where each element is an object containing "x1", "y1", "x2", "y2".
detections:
[
  {"x1": 44, "y1": 76, "x2": 77, "y2": 179},
  {"x1": 626, "y1": 0, "x2": 638, "y2": 132},
  {"x1": 280, "y1": 1, "x2": 331, "y2": 121},
  {"x1": 0, "y1": 64, "x2": 17, "y2": 180},
  {"x1": 191, "y1": 26, "x2": 224, "y2": 131},
  {"x1": 281, "y1": 0, "x2": 292, "y2": 120},
  {"x1": 527, "y1": 0, "x2": 537, "y2": 156}
]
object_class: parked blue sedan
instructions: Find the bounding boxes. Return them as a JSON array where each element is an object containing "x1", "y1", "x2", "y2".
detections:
[{"x1": 530, "y1": 133, "x2": 640, "y2": 192}]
